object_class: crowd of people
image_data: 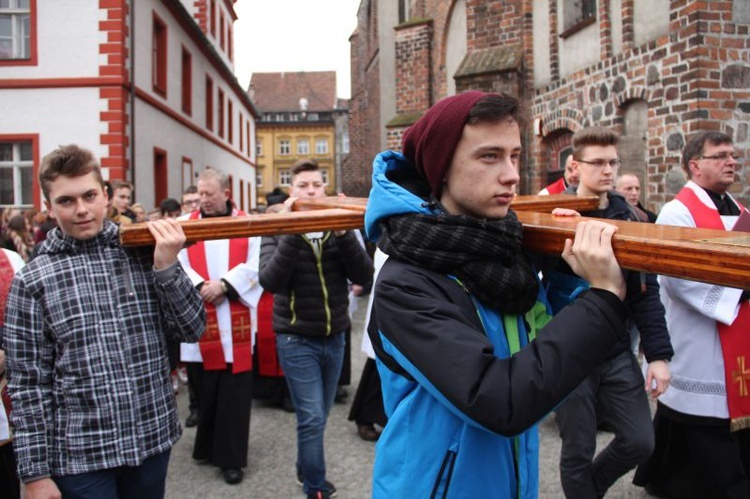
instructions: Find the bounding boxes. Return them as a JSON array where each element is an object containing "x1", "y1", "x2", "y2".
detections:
[{"x1": 0, "y1": 90, "x2": 748, "y2": 499}]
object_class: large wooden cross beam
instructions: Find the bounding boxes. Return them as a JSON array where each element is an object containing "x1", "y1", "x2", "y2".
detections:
[{"x1": 119, "y1": 195, "x2": 750, "y2": 290}]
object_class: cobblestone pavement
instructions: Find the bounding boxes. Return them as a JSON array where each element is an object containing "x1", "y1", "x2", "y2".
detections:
[{"x1": 165, "y1": 296, "x2": 654, "y2": 498}]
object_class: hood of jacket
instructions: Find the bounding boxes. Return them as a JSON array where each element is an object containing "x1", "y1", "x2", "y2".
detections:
[{"x1": 365, "y1": 150, "x2": 440, "y2": 242}]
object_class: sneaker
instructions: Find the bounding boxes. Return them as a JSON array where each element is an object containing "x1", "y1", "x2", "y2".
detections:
[
  {"x1": 296, "y1": 471, "x2": 337, "y2": 497},
  {"x1": 171, "y1": 371, "x2": 180, "y2": 394},
  {"x1": 177, "y1": 365, "x2": 188, "y2": 384}
]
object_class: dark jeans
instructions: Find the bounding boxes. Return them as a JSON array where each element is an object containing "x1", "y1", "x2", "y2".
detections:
[
  {"x1": 555, "y1": 349, "x2": 654, "y2": 499},
  {"x1": 54, "y1": 449, "x2": 171, "y2": 499}
]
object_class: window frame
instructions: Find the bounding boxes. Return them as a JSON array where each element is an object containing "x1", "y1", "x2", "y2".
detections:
[
  {"x1": 0, "y1": 136, "x2": 36, "y2": 208},
  {"x1": 315, "y1": 138, "x2": 328, "y2": 155},
  {"x1": 152, "y1": 12, "x2": 168, "y2": 98},
  {"x1": 205, "y1": 74, "x2": 214, "y2": 130},
  {"x1": 0, "y1": 0, "x2": 36, "y2": 66},
  {"x1": 218, "y1": 88, "x2": 225, "y2": 138},
  {"x1": 181, "y1": 45, "x2": 192, "y2": 115},
  {"x1": 279, "y1": 169, "x2": 291, "y2": 186},
  {"x1": 279, "y1": 139, "x2": 290, "y2": 156},
  {"x1": 297, "y1": 138, "x2": 310, "y2": 155}
]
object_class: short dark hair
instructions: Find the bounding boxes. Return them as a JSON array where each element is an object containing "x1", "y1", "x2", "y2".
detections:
[
  {"x1": 682, "y1": 131, "x2": 733, "y2": 177},
  {"x1": 467, "y1": 93, "x2": 529, "y2": 129},
  {"x1": 160, "y1": 198, "x2": 181, "y2": 216},
  {"x1": 39, "y1": 144, "x2": 104, "y2": 200},
  {"x1": 572, "y1": 127, "x2": 620, "y2": 160},
  {"x1": 291, "y1": 159, "x2": 319, "y2": 176},
  {"x1": 111, "y1": 180, "x2": 133, "y2": 192},
  {"x1": 183, "y1": 185, "x2": 198, "y2": 195}
]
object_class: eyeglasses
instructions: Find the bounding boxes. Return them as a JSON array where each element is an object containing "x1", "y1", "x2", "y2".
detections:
[
  {"x1": 576, "y1": 158, "x2": 621, "y2": 168},
  {"x1": 694, "y1": 152, "x2": 742, "y2": 163}
]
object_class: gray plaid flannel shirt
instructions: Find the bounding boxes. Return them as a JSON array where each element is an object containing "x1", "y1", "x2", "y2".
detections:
[{"x1": 3, "y1": 221, "x2": 205, "y2": 480}]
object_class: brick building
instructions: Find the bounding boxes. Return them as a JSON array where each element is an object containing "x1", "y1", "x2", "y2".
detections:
[
  {"x1": 0, "y1": 0, "x2": 259, "y2": 212},
  {"x1": 249, "y1": 71, "x2": 349, "y2": 205},
  {"x1": 347, "y1": 0, "x2": 750, "y2": 210}
]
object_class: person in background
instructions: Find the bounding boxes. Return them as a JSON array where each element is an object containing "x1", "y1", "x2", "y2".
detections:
[
  {"x1": 538, "y1": 155, "x2": 579, "y2": 195},
  {"x1": 0, "y1": 247, "x2": 25, "y2": 499},
  {"x1": 634, "y1": 131, "x2": 750, "y2": 498},
  {"x1": 111, "y1": 180, "x2": 137, "y2": 223},
  {"x1": 3, "y1": 144, "x2": 205, "y2": 499},
  {"x1": 259, "y1": 159, "x2": 373, "y2": 499},
  {"x1": 365, "y1": 90, "x2": 629, "y2": 498},
  {"x1": 182, "y1": 185, "x2": 201, "y2": 215},
  {"x1": 615, "y1": 172, "x2": 657, "y2": 222},
  {"x1": 160, "y1": 198, "x2": 182, "y2": 219},
  {"x1": 253, "y1": 188, "x2": 293, "y2": 412},
  {"x1": 547, "y1": 126, "x2": 672, "y2": 499},
  {"x1": 5, "y1": 215, "x2": 33, "y2": 263},
  {"x1": 130, "y1": 203, "x2": 147, "y2": 223},
  {"x1": 177, "y1": 168, "x2": 262, "y2": 485}
]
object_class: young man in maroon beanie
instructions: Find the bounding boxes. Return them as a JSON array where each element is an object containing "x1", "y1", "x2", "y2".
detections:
[{"x1": 364, "y1": 91, "x2": 631, "y2": 498}]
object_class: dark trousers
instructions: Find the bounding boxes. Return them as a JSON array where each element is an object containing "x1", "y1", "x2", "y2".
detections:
[
  {"x1": 0, "y1": 442, "x2": 19, "y2": 499},
  {"x1": 555, "y1": 349, "x2": 654, "y2": 499},
  {"x1": 192, "y1": 365, "x2": 253, "y2": 469},
  {"x1": 53, "y1": 449, "x2": 170, "y2": 499},
  {"x1": 186, "y1": 362, "x2": 202, "y2": 415},
  {"x1": 634, "y1": 402, "x2": 750, "y2": 499}
]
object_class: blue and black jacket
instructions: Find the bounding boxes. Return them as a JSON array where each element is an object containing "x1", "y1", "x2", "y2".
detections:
[{"x1": 365, "y1": 151, "x2": 630, "y2": 498}]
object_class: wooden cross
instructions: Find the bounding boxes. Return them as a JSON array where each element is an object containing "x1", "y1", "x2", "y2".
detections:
[
  {"x1": 119, "y1": 194, "x2": 750, "y2": 290},
  {"x1": 733, "y1": 356, "x2": 750, "y2": 397}
]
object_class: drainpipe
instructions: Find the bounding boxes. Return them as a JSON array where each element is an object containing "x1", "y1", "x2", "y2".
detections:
[{"x1": 128, "y1": 0, "x2": 136, "y2": 189}]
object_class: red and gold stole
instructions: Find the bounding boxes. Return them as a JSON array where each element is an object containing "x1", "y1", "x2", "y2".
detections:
[
  {"x1": 676, "y1": 187, "x2": 750, "y2": 430},
  {"x1": 187, "y1": 211, "x2": 253, "y2": 374}
]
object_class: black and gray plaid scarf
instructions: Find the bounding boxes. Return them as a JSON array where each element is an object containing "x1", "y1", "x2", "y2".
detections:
[{"x1": 377, "y1": 210, "x2": 538, "y2": 314}]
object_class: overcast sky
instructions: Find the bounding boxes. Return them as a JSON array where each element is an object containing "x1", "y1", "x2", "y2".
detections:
[{"x1": 233, "y1": 0, "x2": 361, "y2": 99}]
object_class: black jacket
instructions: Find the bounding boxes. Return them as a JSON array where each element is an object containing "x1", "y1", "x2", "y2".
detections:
[{"x1": 259, "y1": 231, "x2": 373, "y2": 337}]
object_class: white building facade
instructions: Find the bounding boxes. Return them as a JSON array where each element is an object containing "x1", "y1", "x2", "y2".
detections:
[{"x1": 0, "y1": 0, "x2": 258, "y2": 212}]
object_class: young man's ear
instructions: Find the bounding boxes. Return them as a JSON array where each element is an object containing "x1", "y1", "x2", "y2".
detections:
[{"x1": 43, "y1": 199, "x2": 55, "y2": 220}]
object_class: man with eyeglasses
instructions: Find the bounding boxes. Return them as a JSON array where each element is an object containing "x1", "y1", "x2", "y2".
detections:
[
  {"x1": 545, "y1": 126, "x2": 673, "y2": 498},
  {"x1": 634, "y1": 131, "x2": 750, "y2": 498},
  {"x1": 181, "y1": 185, "x2": 201, "y2": 215}
]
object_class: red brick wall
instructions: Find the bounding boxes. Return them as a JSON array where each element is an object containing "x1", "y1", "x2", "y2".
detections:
[{"x1": 98, "y1": 0, "x2": 130, "y2": 180}]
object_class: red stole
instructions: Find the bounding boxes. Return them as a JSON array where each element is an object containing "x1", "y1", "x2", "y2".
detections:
[
  {"x1": 187, "y1": 211, "x2": 253, "y2": 374},
  {"x1": 676, "y1": 187, "x2": 750, "y2": 430},
  {"x1": 545, "y1": 177, "x2": 566, "y2": 194},
  {"x1": 0, "y1": 250, "x2": 14, "y2": 327},
  {"x1": 256, "y1": 291, "x2": 284, "y2": 377}
]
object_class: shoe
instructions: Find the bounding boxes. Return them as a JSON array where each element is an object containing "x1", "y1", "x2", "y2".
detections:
[
  {"x1": 296, "y1": 471, "x2": 337, "y2": 497},
  {"x1": 357, "y1": 424, "x2": 380, "y2": 442},
  {"x1": 307, "y1": 491, "x2": 330, "y2": 499},
  {"x1": 221, "y1": 467, "x2": 243, "y2": 484},
  {"x1": 185, "y1": 411, "x2": 198, "y2": 428},
  {"x1": 171, "y1": 371, "x2": 180, "y2": 394},
  {"x1": 334, "y1": 386, "x2": 348, "y2": 403}
]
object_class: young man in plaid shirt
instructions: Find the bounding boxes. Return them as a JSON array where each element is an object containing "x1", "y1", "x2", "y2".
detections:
[{"x1": 2, "y1": 144, "x2": 206, "y2": 499}]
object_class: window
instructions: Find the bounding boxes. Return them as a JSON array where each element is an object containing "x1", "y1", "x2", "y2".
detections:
[
  {"x1": 297, "y1": 138, "x2": 310, "y2": 155},
  {"x1": 342, "y1": 132, "x2": 350, "y2": 154},
  {"x1": 239, "y1": 179, "x2": 245, "y2": 211},
  {"x1": 219, "y1": 11, "x2": 225, "y2": 51},
  {"x1": 315, "y1": 138, "x2": 328, "y2": 155},
  {"x1": 320, "y1": 168, "x2": 329, "y2": 185},
  {"x1": 209, "y1": 0, "x2": 216, "y2": 37},
  {"x1": 398, "y1": 0, "x2": 410, "y2": 24},
  {"x1": 256, "y1": 141, "x2": 262, "y2": 156},
  {"x1": 239, "y1": 114, "x2": 243, "y2": 152},
  {"x1": 227, "y1": 100, "x2": 233, "y2": 144},
  {"x1": 218, "y1": 88, "x2": 225, "y2": 138},
  {"x1": 279, "y1": 139, "x2": 290, "y2": 155},
  {"x1": 279, "y1": 169, "x2": 291, "y2": 186},
  {"x1": 181, "y1": 46, "x2": 192, "y2": 115},
  {"x1": 246, "y1": 121, "x2": 251, "y2": 158},
  {"x1": 153, "y1": 148, "x2": 168, "y2": 207},
  {"x1": 307, "y1": 112, "x2": 319, "y2": 121},
  {"x1": 0, "y1": 140, "x2": 33, "y2": 206},
  {"x1": 228, "y1": 23, "x2": 233, "y2": 61},
  {"x1": 256, "y1": 171, "x2": 263, "y2": 187},
  {"x1": 227, "y1": 173, "x2": 234, "y2": 200},
  {"x1": 152, "y1": 13, "x2": 167, "y2": 97},
  {"x1": 181, "y1": 156, "x2": 193, "y2": 193},
  {"x1": 205, "y1": 75, "x2": 213, "y2": 130},
  {"x1": 562, "y1": 0, "x2": 596, "y2": 35},
  {"x1": 0, "y1": 0, "x2": 31, "y2": 61}
]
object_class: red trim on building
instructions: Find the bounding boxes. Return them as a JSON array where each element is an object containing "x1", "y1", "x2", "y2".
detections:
[
  {"x1": 152, "y1": 12, "x2": 168, "y2": 97},
  {"x1": 218, "y1": 87, "x2": 225, "y2": 138},
  {"x1": 193, "y1": 0, "x2": 208, "y2": 34},
  {"x1": 227, "y1": 99, "x2": 233, "y2": 145},
  {"x1": 182, "y1": 155, "x2": 194, "y2": 191},
  {"x1": 135, "y1": 86, "x2": 255, "y2": 166},
  {"x1": 154, "y1": 147, "x2": 168, "y2": 206},
  {"x1": 98, "y1": 0, "x2": 130, "y2": 181},
  {"x1": 181, "y1": 45, "x2": 193, "y2": 115},
  {"x1": 0, "y1": 76, "x2": 126, "y2": 89}
]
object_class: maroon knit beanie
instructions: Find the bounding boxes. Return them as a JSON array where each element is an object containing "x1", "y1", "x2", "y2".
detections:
[{"x1": 402, "y1": 90, "x2": 487, "y2": 198}]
